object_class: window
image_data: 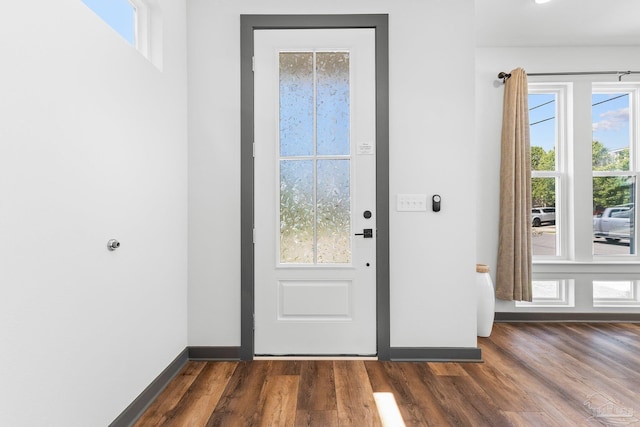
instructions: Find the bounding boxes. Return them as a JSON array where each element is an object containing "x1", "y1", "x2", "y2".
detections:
[
  {"x1": 525, "y1": 81, "x2": 640, "y2": 307},
  {"x1": 81, "y1": 0, "x2": 162, "y2": 69},
  {"x1": 592, "y1": 86, "x2": 637, "y2": 256},
  {"x1": 82, "y1": 0, "x2": 136, "y2": 46},
  {"x1": 278, "y1": 51, "x2": 352, "y2": 264},
  {"x1": 516, "y1": 280, "x2": 574, "y2": 307},
  {"x1": 529, "y1": 82, "x2": 640, "y2": 263},
  {"x1": 593, "y1": 280, "x2": 640, "y2": 306},
  {"x1": 529, "y1": 84, "x2": 567, "y2": 258}
]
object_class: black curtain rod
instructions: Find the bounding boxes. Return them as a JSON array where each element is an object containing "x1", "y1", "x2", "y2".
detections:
[{"x1": 498, "y1": 70, "x2": 640, "y2": 83}]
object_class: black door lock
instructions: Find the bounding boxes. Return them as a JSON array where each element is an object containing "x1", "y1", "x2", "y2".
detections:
[
  {"x1": 432, "y1": 194, "x2": 441, "y2": 212},
  {"x1": 355, "y1": 228, "x2": 373, "y2": 238}
]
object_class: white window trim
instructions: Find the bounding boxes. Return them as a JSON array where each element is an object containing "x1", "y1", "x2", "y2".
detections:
[{"x1": 129, "y1": 0, "x2": 163, "y2": 70}]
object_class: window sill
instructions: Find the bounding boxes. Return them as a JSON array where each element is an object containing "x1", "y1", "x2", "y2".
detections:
[{"x1": 533, "y1": 260, "x2": 640, "y2": 274}]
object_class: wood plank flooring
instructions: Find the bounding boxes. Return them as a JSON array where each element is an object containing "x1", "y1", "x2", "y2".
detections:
[{"x1": 134, "y1": 323, "x2": 640, "y2": 426}]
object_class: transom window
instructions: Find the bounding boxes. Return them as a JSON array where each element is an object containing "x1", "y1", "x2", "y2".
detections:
[
  {"x1": 82, "y1": 0, "x2": 136, "y2": 46},
  {"x1": 593, "y1": 280, "x2": 640, "y2": 306},
  {"x1": 516, "y1": 280, "x2": 574, "y2": 307},
  {"x1": 80, "y1": 0, "x2": 161, "y2": 69}
]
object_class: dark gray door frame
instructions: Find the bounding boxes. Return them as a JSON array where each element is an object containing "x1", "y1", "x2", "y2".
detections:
[{"x1": 240, "y1": 14, "x2": 390, "y2": 360}]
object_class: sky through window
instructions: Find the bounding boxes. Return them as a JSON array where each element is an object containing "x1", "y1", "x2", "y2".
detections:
[
  {"x1": 82, "y1": 0, "x2": 136, "y2": 45},
  {"x1": 529, "y1": 93, "x2": 630, "y2": 152}
]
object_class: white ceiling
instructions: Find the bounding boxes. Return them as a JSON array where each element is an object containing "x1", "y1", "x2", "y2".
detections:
[{"x1": 476, "y1": 0, "x2": 640, "y2": 47}]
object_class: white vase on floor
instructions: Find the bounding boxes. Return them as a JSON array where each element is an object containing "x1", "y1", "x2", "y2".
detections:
[{"x1": 476, "y1": 264, "x2": 495, "y2": 337}]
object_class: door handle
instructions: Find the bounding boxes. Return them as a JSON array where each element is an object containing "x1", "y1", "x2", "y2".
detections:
[{"x1": 355, "y1": 228, "x2": 373, "y2": 238}]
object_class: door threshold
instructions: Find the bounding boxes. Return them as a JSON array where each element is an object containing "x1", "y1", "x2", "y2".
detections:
[{"x1": 254, "y1": 355, "x2": 378, "y2": 361}]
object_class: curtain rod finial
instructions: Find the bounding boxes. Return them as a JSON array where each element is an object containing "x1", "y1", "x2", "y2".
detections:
[
  {"x1": 618, "y1": 71, "x2": 631, "y2": 81},
  {"x1": 498, "y1": 72, "x2": 511, "y2": 83}
]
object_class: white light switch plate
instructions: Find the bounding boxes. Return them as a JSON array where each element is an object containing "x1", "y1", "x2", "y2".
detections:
[{"x1": 397, "y1": 194, "x2": 427, "y2": 211}]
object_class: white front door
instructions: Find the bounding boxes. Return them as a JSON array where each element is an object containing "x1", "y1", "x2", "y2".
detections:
[{"x1": 254, "y1": 29, "x2": 377, "y2": 355}]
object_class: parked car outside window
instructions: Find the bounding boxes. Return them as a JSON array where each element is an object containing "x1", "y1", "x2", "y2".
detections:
[
  {"x1": 593, "y1": 204, "x2": 634, "y2": 242},
  {"x1": 532, "y1": 207, "x2": 556, "y2": 227}
]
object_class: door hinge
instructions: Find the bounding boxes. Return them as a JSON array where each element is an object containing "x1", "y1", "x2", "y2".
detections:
[
  {"x1": 253, "y1": 228, "x2": 256, "y2": 244},
  {"x1": 253, "y1": 142, "x2": 255, "y2": 157},
  {"x1": 252, "y1": 56, "x2": 255, "y2": 72}
]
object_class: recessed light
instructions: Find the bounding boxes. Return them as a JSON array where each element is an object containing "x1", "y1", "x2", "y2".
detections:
[{"x1": 534, "y1": 0, "x2": 552, "y2": 4}]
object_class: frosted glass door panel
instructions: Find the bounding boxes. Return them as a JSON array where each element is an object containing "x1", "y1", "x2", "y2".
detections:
[
  {"x1": 317, "y1": 160, "x2": 351, "y2": 263},
  {"x1": 279, "y1": 53, "x2": 314, "y2": 157},
  {"x1": 280, "y1": 160, "x2": 314, "y2": 263},
  {"x1": 317, "y1": 52, "x2": 350, "y2": 156}
]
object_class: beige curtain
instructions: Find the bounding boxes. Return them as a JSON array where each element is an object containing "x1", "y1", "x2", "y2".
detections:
[{"x1": 496, "y1": 68, "x2": 532, "y2": 302}]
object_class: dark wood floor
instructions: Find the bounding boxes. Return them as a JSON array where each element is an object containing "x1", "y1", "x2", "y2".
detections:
[{"x1": 134, "y1": 323, "x2": 640, "y2": 426}]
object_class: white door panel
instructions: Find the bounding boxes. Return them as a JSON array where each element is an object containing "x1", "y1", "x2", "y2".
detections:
[{"x1": 254, "y1": 29, "x2": 376, "y2": 355}]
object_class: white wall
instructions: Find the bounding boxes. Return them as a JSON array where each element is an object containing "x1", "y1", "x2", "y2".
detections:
[
  {"x1": 188, "y1": 0, "x2": 478, "y2": 348},
  {"x1": 0, "y1": 1, "x2": 188, "y2": 425},
  {"x1": 476, "y1": 46, "x2": 640, "y2": 313}
]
